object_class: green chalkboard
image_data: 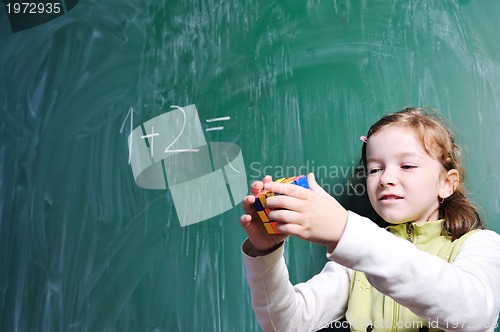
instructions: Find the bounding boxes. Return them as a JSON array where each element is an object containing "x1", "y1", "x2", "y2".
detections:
[{"x1": 1, "y1": 0, "x2": 499, "y2": 331}]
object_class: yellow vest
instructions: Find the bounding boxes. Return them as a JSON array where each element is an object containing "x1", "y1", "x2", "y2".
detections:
[{"x1": 346, "y1": 220, "x2": 478, "y2": 332}]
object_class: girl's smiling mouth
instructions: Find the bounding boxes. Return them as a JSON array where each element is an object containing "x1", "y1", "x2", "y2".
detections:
[{"x1": 380, "y1": 194, "x2": 404, "y2": 201}]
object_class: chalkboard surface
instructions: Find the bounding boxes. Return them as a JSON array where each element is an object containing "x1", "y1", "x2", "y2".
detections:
[{"x1": 1, "y1": 1, "x2": 499, "y2": 331}]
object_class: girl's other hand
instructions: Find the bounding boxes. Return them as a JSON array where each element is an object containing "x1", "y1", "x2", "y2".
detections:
[{"x1": 240, "y1": 175, "x2": 289, "y2": 255}]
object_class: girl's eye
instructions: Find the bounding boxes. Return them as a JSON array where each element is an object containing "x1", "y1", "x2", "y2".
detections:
[
  {"x1": 369, "y1": 168, "x2": 382, "y2": 174},
  {"x1": 401, "y1": 165, "x2": 417, "y2": 170}
]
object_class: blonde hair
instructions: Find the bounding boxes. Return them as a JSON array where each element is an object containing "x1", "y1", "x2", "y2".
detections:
[{"x1": 360, "y1": 107, "x2": 483, "y2": 239}]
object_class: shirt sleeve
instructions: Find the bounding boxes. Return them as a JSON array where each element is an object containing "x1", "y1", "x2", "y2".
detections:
[
  {"x1": 328, "y1": 211, "x2": 500, "y2": 331},
  {"x1": 242, "y1": 239, "x2": 351, "y2": 332}
]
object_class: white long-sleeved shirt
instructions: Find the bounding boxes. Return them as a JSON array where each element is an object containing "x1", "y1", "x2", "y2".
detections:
[{"x1": 242, "y1": 211, "x2": 500, "y2": 331}]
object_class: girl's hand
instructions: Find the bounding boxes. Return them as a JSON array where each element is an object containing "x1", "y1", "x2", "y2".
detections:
[
  {"x1": 240, "y1": 175, "x2": 289, "y2": 255},
  {"x1": 264, "y1": 173, "x2": 348, "y2": 248}
]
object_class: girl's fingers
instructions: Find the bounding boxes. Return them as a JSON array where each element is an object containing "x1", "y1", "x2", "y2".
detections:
[
  {"x1": 264, "y1": 182, "x2": 311, "y2": 200},
  {"x1": 250, "y1": 181, "x2": 264, "y2": 195},
  {"x1": 275, "y1": 221, "x2": 304, "y2": 236},
  {"x1": 262, "y1": 175, "x2": 273, "y2": 183},
  {"x1": 242, "y1": 195, "x2": 257, "y2": 213},
  {"x1": 265, "y1": 195, "x2": 304, "y2": 211},
  {"x1": 240, "y1": 214, "x2": 252, "y2": 228},
  {"x1": 242, "y1": 194, "x2": 255, "y2": 206},
  {"x1": 250, "y1": 175, "x2": 273, "y2": 195},
  {"x1": 267, "y1": 209, "x2": 302, "y2": 225}
]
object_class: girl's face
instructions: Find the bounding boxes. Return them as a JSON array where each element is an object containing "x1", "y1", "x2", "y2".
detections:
[{"x1": 365, "y1": 126, "x2": 448, "y2": 224}]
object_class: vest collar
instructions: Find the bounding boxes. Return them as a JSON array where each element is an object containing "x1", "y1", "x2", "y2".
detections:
[{"x1": 386, "y1": 219, "x2": 446, "y2": 245}]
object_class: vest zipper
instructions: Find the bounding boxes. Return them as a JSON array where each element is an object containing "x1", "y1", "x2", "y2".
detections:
[
  {"x1": 392, "y1": 223, "x2": 411, "y2": 330},
  {"x1": 406, "y1": 223, "x2": 414, "y2": 243},
  {"x1": 392, "y1": 300, "x2": 399, "y2": 332}
]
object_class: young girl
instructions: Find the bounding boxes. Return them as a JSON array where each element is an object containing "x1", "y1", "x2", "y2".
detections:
[{"x1": 240, "y1": 108, "x2": 500, "y2": 331}]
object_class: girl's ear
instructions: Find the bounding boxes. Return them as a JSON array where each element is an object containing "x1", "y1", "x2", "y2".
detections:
[{"x1": 439, "y1": 169, "x2": 459, "y2": 199}]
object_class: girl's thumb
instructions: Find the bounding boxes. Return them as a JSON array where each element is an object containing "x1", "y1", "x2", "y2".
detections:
[{"x1": 307, "y1": 172, "x2": 323, "y2": 192}]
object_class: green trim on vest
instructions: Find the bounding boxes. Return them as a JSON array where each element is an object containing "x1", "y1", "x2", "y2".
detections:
[{"x1": 346, "y1": 220, "x2": 479, "y2": 332}]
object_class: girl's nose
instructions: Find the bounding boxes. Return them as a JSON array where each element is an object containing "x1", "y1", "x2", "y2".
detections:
[{"x1": 379, "y1": 168, "x2": 397, "y2": 187}]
